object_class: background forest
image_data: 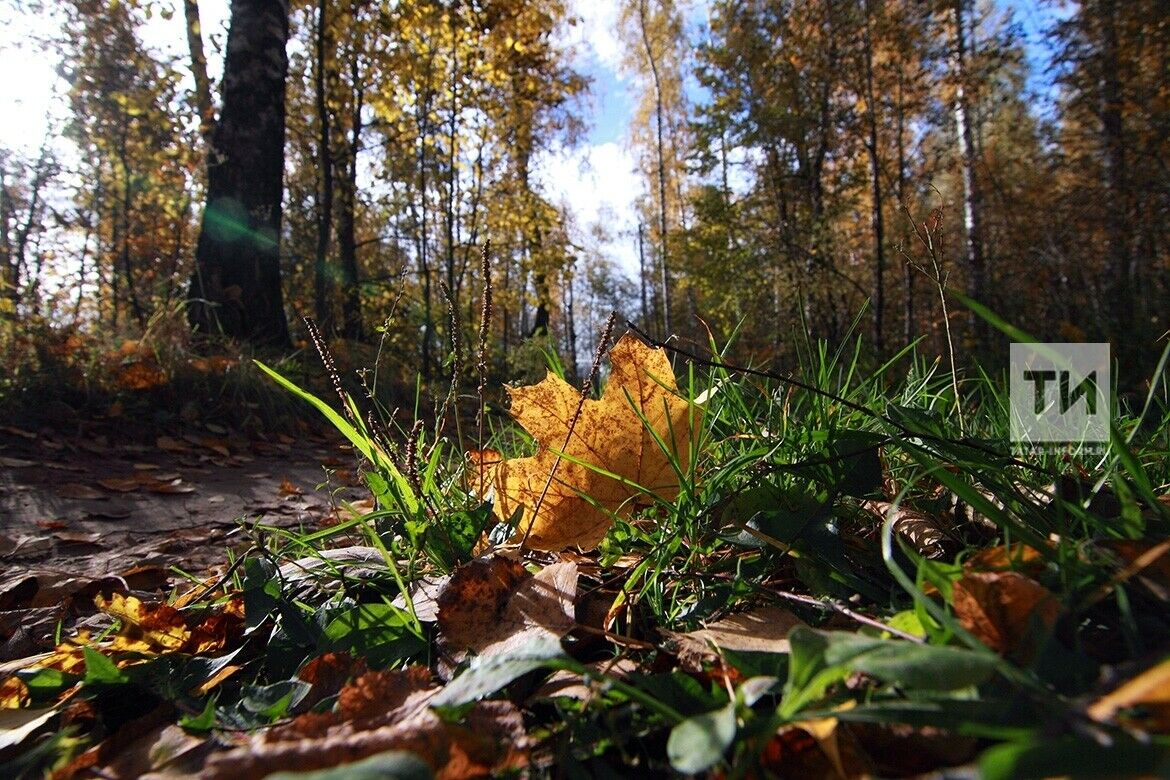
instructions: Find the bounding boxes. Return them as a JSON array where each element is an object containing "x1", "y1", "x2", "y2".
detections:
[{"x1": 1, "y1": 0, "x2": 1167, "y2": 395}]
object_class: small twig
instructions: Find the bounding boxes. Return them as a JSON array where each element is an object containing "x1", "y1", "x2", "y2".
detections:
[
  {"x1": 899, "y1": 203, "x2": 965, "y2": 435},
  {"x1": 768, "y1": 589, "x2": 925, "y2": 643},
  {"x1": 174, "y1": 544, "x2": 255, "y2": 608}
]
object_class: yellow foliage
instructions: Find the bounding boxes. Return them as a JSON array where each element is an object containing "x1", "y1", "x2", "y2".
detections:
[{"x1": 472, "y1": 334, "x2": 701, "y2": 551}]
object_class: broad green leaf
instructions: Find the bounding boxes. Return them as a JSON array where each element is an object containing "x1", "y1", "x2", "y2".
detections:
[
  {"x1": 16, "y1": 668, "x2": 77, "y2": 704},
  {"x1": 83, "y1": 646, "x2": 128, "y2": 686},
  {"x1": 848, "y1": 642, "x2": 997, "y2": 690},
  {"x1": 262, "y1": 751, "x2": 433, "y2": 780},
  {"x1": 241, "y1": 679, "x2": 310, "y2": 720},
  {"x1": 430, "y1": 633, "x2": 565, "y2": 708},
  {"x1": 324, "y1": 603, "x2": 425, "y2": 667},
  {"x1": 980, "y1": 735, "x2": 1165, "y2": 780},
  {"x1": 667, "y1": 702, "x2": 737, "y2": 774},
  {"x1": 178, "y1": 697, "x2": 218, "y2": 732}
]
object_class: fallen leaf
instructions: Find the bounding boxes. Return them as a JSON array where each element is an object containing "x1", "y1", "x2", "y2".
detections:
[
  {"x1": 473, "y1": 333, "x2": 702, "y2": 551},
  {"x1": 1096, "y1": 538, "x2": 1170, "y2": 602},
  {"x1": 862, "y1": 501, "x2": 956, "y2": 559},
  {"x1": 57, "y1": 483, "x2": 106, "y2": 500},
  {"x1": 0, "y1": 676, "x2": 30, "y2": 708},
  {"x1": 1088, "y1": 657, "x2": 1170, "y2": 731},
  {"x1": 146, "y1": 480, "x2": 196, "y2": 494},
  {"x1": 789, "y1": 700, "x2": 858, "y2": 780},
  {"x1": 203, "y1": 668, "x2": 528, "y2": 780},
  {"x1": 97, "y1": 477, "x2": 143, "y2": 493},
  {"x1": 53, "y1": 531, "x2": 104, "y2": 548},
  {"x1": 664, "y1": 606, "x2": 806, "y2": 670},
  {"x1": 436, "y1": 556, "x2": 530, "y2": 654},
  {"x1": 0, "y1": 456, "x2": 36, "y2": 468},
  {"x1": 533, "y1": 658, "x2": 639, "y2": 701},
  {"x1": 156, "y1": 436, "x2": 192, "y2": 453},
  {"x1": 97, "y1": 593, "x2": 190, "y2": 652},
  {"x1": 951, "y1": 571, "x2": 1062, "y2": 659},
  {"x1": 964, "y1": 542, "x2": 1050, "y2": 576},
  {"x1": 279, "y1": 479, "x2": 303, "y2": 496}
]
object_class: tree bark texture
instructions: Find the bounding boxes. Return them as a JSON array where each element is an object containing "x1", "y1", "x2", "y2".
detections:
[{"x1": 188, "y1": 0, "x2": 291, "y2": 346}]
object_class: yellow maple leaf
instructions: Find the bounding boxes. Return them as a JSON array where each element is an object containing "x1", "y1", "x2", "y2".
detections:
[{"x1": 473, "y1": 334, "x2": 701, "y2": 551}]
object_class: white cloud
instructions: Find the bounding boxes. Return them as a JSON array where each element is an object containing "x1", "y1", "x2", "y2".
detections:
[
  {"x1": 536, "y1": 141, "x2": 644, "y2": 276},
  {"x1": 562, "y1": 0, "x2": 625, "y2": 73}
]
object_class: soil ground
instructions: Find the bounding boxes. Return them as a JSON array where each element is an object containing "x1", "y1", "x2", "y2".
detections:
[{"x1": 0, "y1": 418, "x2": 367, "y2": 662}]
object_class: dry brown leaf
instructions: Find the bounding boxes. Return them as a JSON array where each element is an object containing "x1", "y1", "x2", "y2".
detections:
[
  {"x1": 203, "y1": 667, "x2": 529, "y2": 780},
  {"x1": 0, "y1": 676, "x2": 30, "y2": 708},
  {"x1": 156, "y1": 436, "x2": 192, "y2": 454},
  {"x1": 436, "y1": 557, "x2": 530, "y2": 654},
  {"x1": 862, "y1": 501, "x2": 955, "y2": 560},
  {"x1": 96, "y1": 477, "x2": 143, "y2": 493},
  {"x1": 1096, "y1": 538, "x2": 1170, "y2": 602},
  {"x1": 964, "y1": 542, "x2": 1050, "y2": 576},
  {"x1": 473, "y1": 333, "x2": 701, "y2": 551},
  {"x1": 951, "y1": 571, "x2": 1062, "y2": 659},
  {"x1": 790, "y1": 700, "x2": 858, "y2": 780},
  {"x1": 440, "y1": 560, "x2": 579, "y2": 657},
  {"x1": 664, "y1": 606, "x2": 806, "y2": 670},
  {"x1": 97, "y1": 593, "x2": 190, "y2": 653},
  {"x1": 57, "y1": 483, "x2": 105, "y2": 500},
  {"x1": 279, "y1": 478, "x2": 303, "y2": 496},
  {"x1": 146, "y1": 480, "x2": 196, "y2": 495},
  {"x1": 0, "y1": 456, "x2": 36, "y2": 468},
  {"x1": 533, "y1": 658, "x2": 639, "y2": 701},
  {"x1": 480, "y1": 561, "x2": 578, "y2": 655},
  {"x1": 1088, "y1": 657, "x2": 1170, "y2": 731}
]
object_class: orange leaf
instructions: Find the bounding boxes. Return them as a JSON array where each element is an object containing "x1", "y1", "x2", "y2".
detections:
[
  {"x1": 0, "y1": 676, "x2": 30, "y2": 709},
  {"x1": 951, "y1": 571, "x2": 1061, "y2": 659},
  {"x1": 97, "y1": 593, "x2": 190, "y2": 653},
  {"x1": 1088, "y1": 657, "x2": 1170, "y2": 731},
  {"x1": 475, "y1": 334, "x2": 701, "y2": 551}
]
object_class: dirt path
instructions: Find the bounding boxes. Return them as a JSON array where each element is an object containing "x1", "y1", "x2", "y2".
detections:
[{"x1": 0, "y1": 420, "x2": 367, "y2": 660}]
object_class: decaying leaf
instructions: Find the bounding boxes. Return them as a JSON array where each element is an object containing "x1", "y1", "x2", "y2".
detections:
[
  {"x1": 437, "y1": 556, "x2": 529, "y2": 654},
  {"x1": 951, "y1": 571, "x2": 1061, "y2": 659},
  {"x1": 0, "y1": 676, "x2": 30, "y2": 708},
  {"x1": 1088, "y1": 657, "x2": 1170, "y2": 731},
  {"x1": 1095, "y1": 538, "x2": 1170, "y2": 602},
  {"x1": 663, "y1": 606, "x2": 806, "y2": 670},
  {"x1": 862, "y1": 500, "x2": 956, "y2": 560},
  {"x1": 437, "y1": 558, "x2": 577, "y2": 656},
  {"x1": 472, "y1": 333, "x2": 701, "y2": 551},
  {"x1": 203, "y1": 667, "x2": 529, "y2": 780}
]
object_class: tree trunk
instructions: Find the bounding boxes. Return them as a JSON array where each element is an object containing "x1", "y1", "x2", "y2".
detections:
[
  {"x1": 863, "y1": 0, "x2": 886, "y2": 351},
  {"x1": 638, "y1": 0, "x2": 670, "y2": 336},
  {"x1": 338, "y1": 41, "x2": 365, "y2": 341},
  {"x1": 188, "y1": 0, "x2": 291, "y2": 347},
  {"x1": 897, "y1": 72, "x2": 913, "y2": 347},
  {"x1": 183, "y1": 0, "x2": 215, "y2": 144},
  {"x1": 313, "y1": 0, "x2": 334, "y2": 333},
  {"x1": 1099, "y1": 0, "x2": 1131, "y2": 337},
  {"x1": 951, "y1": 0, "x2": 987, "y2": 350}
]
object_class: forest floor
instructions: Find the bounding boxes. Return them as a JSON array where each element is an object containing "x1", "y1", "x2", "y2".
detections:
[{"x1": 0, "y1": 415, "x2": 364, "y2": 661}]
